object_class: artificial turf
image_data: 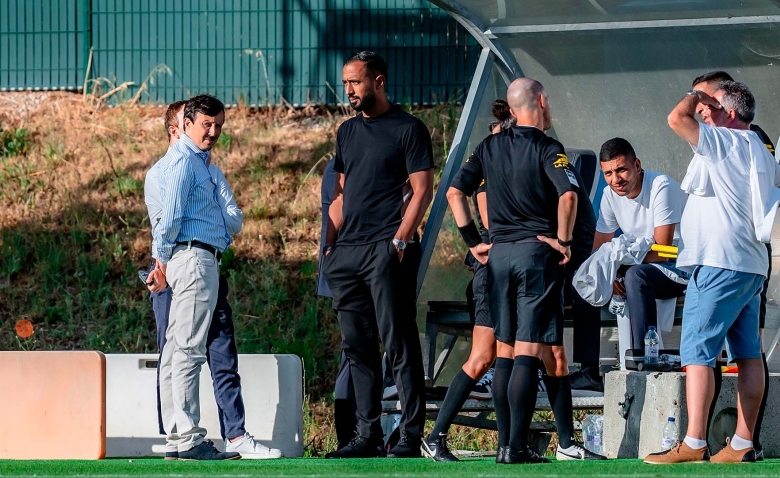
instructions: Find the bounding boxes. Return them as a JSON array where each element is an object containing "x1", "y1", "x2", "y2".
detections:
[{"x1": 1, "y1": 458, "x2": 779, "y2": 477}]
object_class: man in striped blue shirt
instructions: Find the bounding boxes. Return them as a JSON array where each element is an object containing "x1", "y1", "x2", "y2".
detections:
[{"x1": 153, "y1": 94, "x2": 239, "y2": 461}]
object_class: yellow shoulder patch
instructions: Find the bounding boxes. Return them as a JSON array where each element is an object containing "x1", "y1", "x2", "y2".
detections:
[
  {"x1": 479, "y1": 179, "x2": 486, "y2": 187},
  {"x1": 766, "y1": 143, "x2": 775, "y2": 155},
  {"x1": 553, "y1": 153, "x2": 569, "y2": 168}
]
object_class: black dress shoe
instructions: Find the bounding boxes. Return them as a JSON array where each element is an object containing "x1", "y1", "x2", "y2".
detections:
[
  {"x1": 569, "y1": 371, "x2": 604, "y2": 393},
  {"x1": 178, "y1": 440, "x2": 241, "y2": 461},
  {"x1": 421, "y1": 434, "x2": 458, "y2": 462},
  {"x1": 495, "y1": 446, "x2": 507, "y2": 464},
  {"x1": 503, "y1": 446, "x2": 551, "y2": 464},
  {"x1": 388, "y1": 437, "x2": 422, "y2": 458},
  {"x1": 326, "y1": 436, "x2": 384, "y2": 459}
]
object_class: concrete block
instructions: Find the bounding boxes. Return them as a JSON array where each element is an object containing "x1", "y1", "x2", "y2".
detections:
[
  {"x1": 105, "y1": 354, "x2": 303, "y2": 457},
  {"x1": 0, "y1": 351, "x2": 106, "y2": 459},
  {"x1": 604, "y1": 371, "x2": 780, "y2": 459}
]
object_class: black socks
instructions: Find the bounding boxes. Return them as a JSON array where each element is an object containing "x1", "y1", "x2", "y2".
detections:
[
  {"x1": 543, "y1": 374, "x2": 575, "y2": 448},
  {"x1": 508, "y1": 355, "x2": 541, "y2": 450},
  {"x1": 492, "y1": 357, "x2": 514, "y2": 447},
  {"x1": 428, "y1": 369, "x2": 477, "y2": 439}
]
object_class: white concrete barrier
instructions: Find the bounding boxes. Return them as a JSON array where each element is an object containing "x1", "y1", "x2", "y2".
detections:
[
  {"x1": 105, "y1": 354, "x2": 303, "y2": 457},
  {"x1": 604, "y1": 371, "x2": 780, "y2": 459}
]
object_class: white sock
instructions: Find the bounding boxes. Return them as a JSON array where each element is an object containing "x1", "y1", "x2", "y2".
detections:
[
  {"x1": 730, "y1": 434, "x2": 753, "y2": 451},
  {"x1": 684, "y1": 436, "x2": 707, "y2": 450}
]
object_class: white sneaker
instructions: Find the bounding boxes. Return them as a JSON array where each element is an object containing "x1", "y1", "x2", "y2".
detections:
[
  {"x1": 556, "y1": 443, "x2": 607, "y2": 460},
  {"x1": 225, "y1": 433, "x2": 283, "y2": 459}
]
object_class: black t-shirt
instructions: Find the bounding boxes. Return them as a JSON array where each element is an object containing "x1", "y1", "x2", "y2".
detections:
[
  {"x1": 334, "y1": 105, "x2": 434, "y2": 245},
  {"x1": 568, "y1": 166, "x2": 596, "y2": 259},
  {"x1": 751, "y1": 124, "x2": 776, "y2": 155},
  {"x1": 472, "y1": 182, "x2": 490, "y2": 244},
  {"x1": 451, "y1": 126, "x2": 580, "y2": 244}
]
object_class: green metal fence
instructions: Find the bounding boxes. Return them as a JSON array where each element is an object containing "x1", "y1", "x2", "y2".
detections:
[{"x1": 1, "y1": 0, "x2": 477, "y2": 105}]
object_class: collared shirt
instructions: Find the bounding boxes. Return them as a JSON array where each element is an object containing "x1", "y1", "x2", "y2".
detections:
[
  {"x1": 145, "y1": 155, "x2": 243, "y2": 259},
  {"x1": 152, "y1": 134, "x2": 231, "y2": 263}
]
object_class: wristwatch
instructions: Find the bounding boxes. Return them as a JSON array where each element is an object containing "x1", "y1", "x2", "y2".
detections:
[
  {"x1": 557, "y1": 237, "x2": 573, "y2": 247},
  {"x1": 392, "y1": 238, "x2": 407, "y2": 251},
  {"x1": 686, "y1": 89, "x2": 701, "y2": 98}
]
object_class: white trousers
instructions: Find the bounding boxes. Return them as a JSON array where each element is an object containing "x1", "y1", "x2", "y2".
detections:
[{"x1": 159, "y1": 245, "x2": 219, "y2": 452}]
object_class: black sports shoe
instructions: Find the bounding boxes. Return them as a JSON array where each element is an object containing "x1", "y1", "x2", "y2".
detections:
[
  {"x1": 569, "y1": 371, "x2": 604, "y2": 393},
  {"x1": 388, "y1": 437, "x2": 422, "y2": 458},
  {"x1": 164, "y1": 451, "x2": 179, "y2": 460},
  {"x1": 178, "y1": 440, "x2": 241, "y2": 461},
  {"x1": 495, "y1": 446, "x2": 508, "y2": 464},
  {"x1": 469, "y1": 368, "x2": 494, "y2": 400},
  {"x1": 755, "y1": 446, "x2": 764, "y2": 462},
  {"x1": 503, "y1": 446, "x2": 551, "y2": 464},
  {"x1": 326, "y1": 436, "x2": 384, "y2": 459},
  {"x1": 556, "y1": 443, "x2": 608, "y2": 460},
  {"x1": 421, "y1": 434, "x2": 458, "y2": 462}
]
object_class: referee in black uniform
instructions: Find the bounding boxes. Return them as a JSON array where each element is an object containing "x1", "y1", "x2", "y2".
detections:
[
  {"x1": 322, "y1": 51, "x2": 434, "y2": 459},
  {"x1": 447, "y1": 78, "x2": 601, "y2": 464}
]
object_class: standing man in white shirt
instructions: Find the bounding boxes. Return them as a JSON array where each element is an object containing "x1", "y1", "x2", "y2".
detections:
[
  {"x1": 591, "y1": 138, "x2": 688, "y2": 353},
  {"x1": 144, "y1": 101, "x2": 282, "y2": 460},
  {"x1": 646, "y1": 81, "x2": 780, "y2": 464}
]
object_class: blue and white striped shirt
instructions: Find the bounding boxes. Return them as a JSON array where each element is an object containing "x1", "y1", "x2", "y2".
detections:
[
  {"x1": 145, "y1": 156, "x2": 243, "y2": 259},
  {"x1": 153, "y1": 134, "x2": 231, "y2": 263}
]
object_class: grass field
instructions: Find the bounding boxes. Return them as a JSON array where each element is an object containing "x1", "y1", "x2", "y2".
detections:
[{"x1": 1, "y1": 458, "x2": 778, "y2": 478}]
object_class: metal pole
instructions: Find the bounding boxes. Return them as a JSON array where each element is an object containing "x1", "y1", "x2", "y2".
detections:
[
  {"x1": 79, "y1": 0, "x2": 91, "y2": 93},
  {"x1": 417, "y1": 46, "x2": 494, "y2": 296}
]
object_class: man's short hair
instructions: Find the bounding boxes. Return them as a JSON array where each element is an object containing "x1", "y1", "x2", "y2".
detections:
[
  {"x1": 164, "y1": 100, "x2": 187, "y2": 140},
  {"x1": 716, "y1": 80, "x2": 756, "y2": 124},
  {"x1": 344, "y1": 51, "x2": 388, "y2": 78},
  {"x1": 600, "y1": 137, "x2": 636, "y2": 162},
  {"x1": 691, "y1": 70, "x2": 734, "y2": 88},
  {"x1": 183, "y1": 94, "x2": 225, "y2": 126}
]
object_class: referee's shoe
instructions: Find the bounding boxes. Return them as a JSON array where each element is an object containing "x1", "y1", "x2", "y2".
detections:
[
  {"x1": 556, "y1": 443, "x2": 608, "y2": 460},
  {"x1": 421, "y1": 433, "x2": 458, "y2": 462}
]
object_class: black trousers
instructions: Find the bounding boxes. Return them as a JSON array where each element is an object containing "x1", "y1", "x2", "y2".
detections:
[
  {"x1": 623, "y1": 264, "x2": 687, "y2": 349},
  {"x1": 569, "y1": 251, "x2": 603, "y2": 364},
  {"x1": 323, "y1": 238, "x2": 425, "y2": 440},
  {"x1": 151, "y1": 274, "x2": 247, "y2": 440}
]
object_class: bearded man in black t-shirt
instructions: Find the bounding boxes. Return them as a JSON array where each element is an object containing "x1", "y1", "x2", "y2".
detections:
[{"x1": 322, "y1": 51, "x2": 434, "y2": 459}]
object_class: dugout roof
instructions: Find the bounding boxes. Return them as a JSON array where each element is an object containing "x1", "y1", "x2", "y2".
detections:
[{"x1": 417, "y1": 0, "x2": 780, "y2": 366}]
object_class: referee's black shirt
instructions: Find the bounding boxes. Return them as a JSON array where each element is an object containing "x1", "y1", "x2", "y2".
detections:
[
  {"x1": 334, "y1": 105, "x2": 434, "y2": 245},
  {"x1": 450, "y1": 126, "x2": 580, "y2": 244}
]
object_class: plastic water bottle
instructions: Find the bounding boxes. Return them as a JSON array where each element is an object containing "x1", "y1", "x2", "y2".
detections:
[
  {"x1": 645, "y1": 326, "x2": 659, "y2": 365},
  {"x1": 582, "y1": 415, "x2": 594, "y2": 451},
  {"x1": 608, "y1": 295, "x2": 626, "y2": 315},
  {"x1": 661, "y1": 417, "x2": 678, "y2": 450},
  {"x1": 591, "y1": 415, "x2": 604, "y2": 455}
]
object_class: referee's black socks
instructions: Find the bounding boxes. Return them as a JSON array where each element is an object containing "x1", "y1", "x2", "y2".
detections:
[
  {"x1": 508, "y1": 355, "x2": 541, "y2": 450},
  {"x1": 543, "y1": 374, "x2": 575, "y2": 448},
  {"x1": 492, "y1": 357, "x2": 514, "y2": 447},
  {"x1": 428, "y1": 369, "x2": 477, "y2": 439}
]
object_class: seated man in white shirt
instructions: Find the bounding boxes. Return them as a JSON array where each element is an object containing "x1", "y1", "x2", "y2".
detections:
[{"x1": 592, "y1": 138, "x2": 688, "y2": 352}]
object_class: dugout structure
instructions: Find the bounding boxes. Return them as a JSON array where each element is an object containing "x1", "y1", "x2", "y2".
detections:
[{"x1": 417, "y1": 0, "x2": 780, "y2": 370}]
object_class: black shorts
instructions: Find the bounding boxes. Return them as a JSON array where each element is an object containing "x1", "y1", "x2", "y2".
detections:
[
  {"x1": 488, "y1": 241, "x2": 565, "y2": 345},
  {"x1": 760, "y1": 243, "x2": 772, "y2": 329},
  {"x1": 471, "y1": 261, "x2": 491, "y2": 328}
]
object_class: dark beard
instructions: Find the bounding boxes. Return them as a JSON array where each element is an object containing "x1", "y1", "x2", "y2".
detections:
[{"x1": 351, "y1": 92, "x2": 376, "y2": 112}]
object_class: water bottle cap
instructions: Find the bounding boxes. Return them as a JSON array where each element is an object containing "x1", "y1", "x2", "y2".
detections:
[
  {"x1": 668, "y1": 417, "x2": 675, "y2": 422},
  {"x1": 648, "y1": 326, "x2": 656, "y2": 331}
]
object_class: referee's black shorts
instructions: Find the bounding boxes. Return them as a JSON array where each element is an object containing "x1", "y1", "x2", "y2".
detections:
[{"x1": 487, "y1": 240, "x2": 565, "y2": 345}]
